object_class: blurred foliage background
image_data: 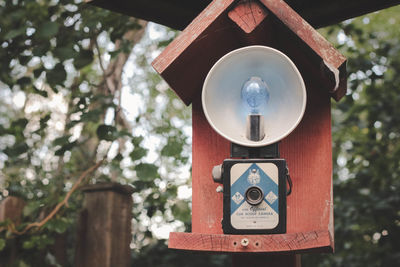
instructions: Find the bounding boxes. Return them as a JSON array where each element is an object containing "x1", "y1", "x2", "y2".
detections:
[{"x1": 0, "y1": 0, "x2": 399, "y2": 266}]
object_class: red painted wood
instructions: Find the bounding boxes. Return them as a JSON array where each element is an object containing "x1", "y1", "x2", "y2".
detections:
[
  {"x1": 152, "y1": 0, "x2": 238, "y2": 105},
  {"x1": 181, "y1": 64, "x2": 334, "y2": 253},
  {"x1": 169, "y1": 230, "x2": 332, "y2": 253},
  {"x1": 228, "y1": 0, "x2": 268, "y2": 33},
  {"x1": 192, "y1": 95, "x2": 230, "y2": 234},
  {"x1": 281, "y1": 63, "x2": 334, "y2": 236},
  {"x1": 259, "y1": 0, "x2": 347, "y2": 100}
]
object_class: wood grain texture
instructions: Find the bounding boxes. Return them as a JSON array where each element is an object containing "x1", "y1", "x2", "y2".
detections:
[
  {"x1": 75, "y1": 183, "x2": 133, "y2": 267},
  {"x1": 0, "y1": 197, "x2": 26, "y2": 265},
  {"x1": 192, "y1": 94, "x2": 230, "y2": 234},
  {"x1": 0, "y1": 196, "x2": 25, "y2": 225},
  {"x1": 152, "y1": 0, "x2": 234, "y2": 73},
  {"x1": 152, "y1": 0, "x2": 239, "y2": 105},
  {"x1": 169, "y1": 230, "x2": 332, "y2": 253},
  {"x1": 228, "y1": 0, "x2": 268, "y2": 33},
  {"x1": 259, "y1": 0, "x2": 347, "y2": 100}
]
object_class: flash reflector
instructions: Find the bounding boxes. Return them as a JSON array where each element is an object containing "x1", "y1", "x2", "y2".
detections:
[{"x1": 202, "y1": 45, "x2": 307, "y2": 147}]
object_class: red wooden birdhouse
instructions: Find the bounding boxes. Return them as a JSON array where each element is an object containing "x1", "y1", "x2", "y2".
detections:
[{"x1": 152, "y1": 0, "x2": 347, "y2": 255}]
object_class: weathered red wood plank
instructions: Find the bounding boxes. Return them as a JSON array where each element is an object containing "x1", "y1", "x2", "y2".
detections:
[
  {"x1": 192, "y1": 94, "x2": 230, "y2": 234},
  {"x1": 228, "y1": 0, "x2": 268, "y2": 34},
  {"x1": 152, "y1": 0, "x2": 238, "y2": 105},
  {"x1": 277, "y1": 36, "x2": 334, "y2": 238},
  {"x1": 168, "y1": 230, "x2": 332, "y2": 253},
  {"x1": 190, "y1": 55, "x2": 334, "y2": 250},
  {"x1": 152, "y1": 0, "x2": 234, "y2": 73},
  {"x1": 259, "y1": 0, "x2": 347, "y2": 100}
]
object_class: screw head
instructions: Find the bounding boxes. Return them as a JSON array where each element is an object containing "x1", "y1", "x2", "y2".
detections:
[{"x1": 241, "y1": 238, "x2": 249, "y2": 247}]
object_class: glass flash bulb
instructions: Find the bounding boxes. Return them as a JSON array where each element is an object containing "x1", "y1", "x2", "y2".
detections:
[{"x1": 241, "y1": 76, "x2": 270, "y2": 114}]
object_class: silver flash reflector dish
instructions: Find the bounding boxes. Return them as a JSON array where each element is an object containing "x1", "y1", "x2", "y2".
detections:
[{"x1": 202, "y1": 46, "x2": 307, "y2": 147}]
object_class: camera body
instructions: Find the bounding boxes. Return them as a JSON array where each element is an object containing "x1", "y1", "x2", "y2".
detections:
[{"x1": 221, "y1": 159, "x2": 287, "y2": 234}]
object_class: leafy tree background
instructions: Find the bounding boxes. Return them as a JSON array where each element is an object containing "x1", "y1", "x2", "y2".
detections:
[
  {"x1": 303, "y1": 5, "x2": 400, "y2": 267},
  {"x1": 0, "y1": 0, "x2": 399, "y2": 266}
]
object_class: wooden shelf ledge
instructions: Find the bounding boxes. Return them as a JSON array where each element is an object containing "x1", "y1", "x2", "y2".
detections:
[{"x1": 169, "y1": 230, "x2": 333, "y2": 253}]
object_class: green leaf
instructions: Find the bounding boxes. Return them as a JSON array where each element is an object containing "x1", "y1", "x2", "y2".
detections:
[
  {"x1": 54, "y1": 141, "x2": 77, "y2": 156},
  {"x1": 4, "y1": 27, "x2": 26, "y2": 39},
  {"x1": 32, "y1": 85, "x2": 48, "y2": 97},
  {"x1": 171, "y1": 200, "x2": 191, "y2": 223},
  {"x1": 0, "y1": 238, "x2": 6, "y2": 251},
  {"x1": 0, "y1": 125, "x2": 6, "y2": 136},
  {"x1": 4, "y1": 143, "x2": 29, "y2": 157},
  {"x1": 73, "y1": 50, "x2": 94, "y2": 69},
  {"x1": 40, "y1": 114, "x2": 51, "y2": 128},
  {"x1": 132, "y1": 136, "x2": 144, "y2": 146},
  {"x1": 45, "y1": 217, "x2": 69, "y2": 234},
  {"x1": 33, "y1": 67, "x2": 45, "y2": 78},
  {"x1": 23, "y1": 201, "x2": 41, "y2": 217},
  {"x1": 130, "y1": 146, "x2": 147, "y2": 161},
  {"x1": 37, "y1": 22, "x2": 59, "y2": 39},
  {"x1": 32, "y1": 42, "x2": 50, "y2": 57},
  {"x1": 135, "y1": 163, "x2": 158, "y2": 181},
  {"x1": 17, "y1": 77, "x2": 32, "y2": 87},
  {"x1": 22, "y1": 240, "x2": 34, "y2": 249},
  {"x1": 80, "y1": 109, "x2": 103, "y2": 123},
  {"x1": 53, "y1": 135, "x2": 71, "y2": 146},
  {"x1": 46, "y1": 63, "x2": 66, "y2": 88},
  {"x1": 96, "y1": 124, "x2": 117, "y2": 141},
  {"x1": 161, "y1": 136, "x2": 184, "y2": 158},
  {"x1": 10, "y1": 118, "x2": 28, "y2": 130},
  {"x1": 19, "y1": 55, "x2": 31, "y2": 65},
  {"x1": 53, "y1": 46, "x2": 77, "y2": 61}
]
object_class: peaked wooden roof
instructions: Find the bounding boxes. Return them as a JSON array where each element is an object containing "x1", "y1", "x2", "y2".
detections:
[{"x1": 151, "y1": 0, "x2": 347, "y2": 105}]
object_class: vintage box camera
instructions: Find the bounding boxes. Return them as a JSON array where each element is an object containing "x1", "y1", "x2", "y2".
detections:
[{"x1": 219, "y1": 159, "x2": 287, "y2": 234}]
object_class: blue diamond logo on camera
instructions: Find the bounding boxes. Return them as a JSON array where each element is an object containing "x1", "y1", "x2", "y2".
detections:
[
  {"x1": 265, "y1": 191, "x2": 278, "y2": 204},
  {"x1": 247, "y1": 168, "x2": 261, "y2": 185},
  {"x1": 232, "y1": 192, "x2": 244, "y2": 205}
]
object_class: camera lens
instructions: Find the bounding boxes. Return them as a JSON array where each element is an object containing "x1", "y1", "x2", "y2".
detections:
[{"x1": 245, "y1": 186, "x2": 264, "y2": 206}]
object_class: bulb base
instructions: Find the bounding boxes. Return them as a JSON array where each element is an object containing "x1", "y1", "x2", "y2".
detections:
[{"x1": 246, "y1": 114, "x2": 265, "y2": 141}]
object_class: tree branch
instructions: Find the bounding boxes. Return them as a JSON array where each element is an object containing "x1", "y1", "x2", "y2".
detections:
[{"x1": 3, "y1": 158, "x2": 106, "y2": 235}]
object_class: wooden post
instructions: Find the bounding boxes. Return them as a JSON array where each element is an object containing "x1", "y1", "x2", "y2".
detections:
[
  {"x1": 0, "y1": 196, "x2": 25, "y2": 224},
  {"x1": 75, "y1": 183, "x2": 134, "y2": 267},
  {"x1": 0, "y1": 196, "x2": 25, "y2": 266}
]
